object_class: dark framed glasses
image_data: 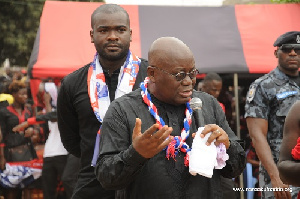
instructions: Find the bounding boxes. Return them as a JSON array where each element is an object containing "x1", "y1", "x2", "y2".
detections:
[
  {"x1": 152, "y1": 66, "x2": 199, "y2": 81},
  {"x1": 279, "y1": 44, "x2": 300, "y2": 55}
]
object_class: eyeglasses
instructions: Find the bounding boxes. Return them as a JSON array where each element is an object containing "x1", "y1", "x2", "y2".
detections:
[
  {"x1": 152, "y1": 66, "x2": 198, "y2": 81},
  {"x1": 279, "y1": 44, "x2": 300, "y2": 55}
]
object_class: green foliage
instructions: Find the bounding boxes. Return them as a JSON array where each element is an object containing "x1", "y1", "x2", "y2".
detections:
[
  {"x1": 0, "y1": 0, "x2": 44, "y2": 67},
  {"x1": 0, "y1": 0, "x2": 104, "y2": 67}
]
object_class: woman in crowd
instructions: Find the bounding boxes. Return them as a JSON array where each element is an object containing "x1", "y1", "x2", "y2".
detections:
[{"x1": 0, "y1": 80, "x2": 39, "y2": 199}]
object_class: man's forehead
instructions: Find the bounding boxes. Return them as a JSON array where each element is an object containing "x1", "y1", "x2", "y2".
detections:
[
  {"x1": 93, "y1": 12, "x2": 129, "y2": 27},
  {"x1": 94, "y1": 11, "x2": 127, "y2": 21}
]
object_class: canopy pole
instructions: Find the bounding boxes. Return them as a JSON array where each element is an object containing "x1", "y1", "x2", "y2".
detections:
[
  {"x1": 233, "y1": 73, "x2": 244, "y2": 199},
  {"x1": 234, "y1": 74, "x2": 241, "y2": 140},
  {"x1": 234, "y1": 73, "x2": 244, "y2": 199}
]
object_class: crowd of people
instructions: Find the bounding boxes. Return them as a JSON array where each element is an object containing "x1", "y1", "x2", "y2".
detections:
[
  {"x1": 0, "y1": 3, "x2": 299, "y2": 199},
  {"x1": 0, "y1": 69, "x2": 80, "y2": 199}
]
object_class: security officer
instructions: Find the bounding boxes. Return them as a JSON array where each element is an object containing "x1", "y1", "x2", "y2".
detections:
[{"x1": 245, "y1": 31, "x2": 300, "y2": 199}]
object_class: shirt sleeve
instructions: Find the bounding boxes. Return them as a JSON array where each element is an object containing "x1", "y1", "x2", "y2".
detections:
[
  {"x1": 57, "y1": 80, "x2": 81, "y2": 157},
  {"x1": 220, "y1": 140, "x2": 246, "y2": 178},
  {"x1": 35, "y1": 111, "x2": 57, "y2": 122},
  {"x1": 95, "y1": 101, "x2": 147, "y2": 190},
  {"x1": 0, "y1": 108, "x2": 8, "y2": 138},
  {"x1": 212, "y1": 97, "x2": 246, "y2": 178}
]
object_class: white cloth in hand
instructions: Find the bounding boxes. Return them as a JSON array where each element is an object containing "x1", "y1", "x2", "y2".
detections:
[{"x1": 189, "y1": 127, "x2": 217, "y2": 178}]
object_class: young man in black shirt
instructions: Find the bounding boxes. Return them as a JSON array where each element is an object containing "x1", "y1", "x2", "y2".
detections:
[{"x1": 57, "y1": 4, "x2": 148, "y2": 199}]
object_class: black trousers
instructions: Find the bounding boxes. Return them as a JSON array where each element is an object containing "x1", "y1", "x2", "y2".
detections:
[
  {"x1": 42, "y1": 155, "x2": 68, "y2": 199},
  {"x1": 221, "y1": 176, "x2": 238, "y2": 199},
  {"x1": 61, "y1": 154, "x2": 80, "y2": 199}
]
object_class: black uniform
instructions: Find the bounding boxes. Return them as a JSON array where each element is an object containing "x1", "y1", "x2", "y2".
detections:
[{"x1": 245, "y1": 67, "x2": 300, "y2": 198}]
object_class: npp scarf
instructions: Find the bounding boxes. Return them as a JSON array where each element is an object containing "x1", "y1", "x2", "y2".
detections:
[
  {"x1": 140, "y1": 77, "x2": 193, "y2": 166},
  {"x1": 89, "y1": 51, "x2": 140, "y2": 166}
]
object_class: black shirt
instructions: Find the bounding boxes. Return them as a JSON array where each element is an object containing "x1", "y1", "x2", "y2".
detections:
[
  {"x1": 57, "y1": 59, "x2": 148, "y2": 199},
  {"x1": 103, "y1": 68, "x2": 121, "y2": 102},
  {"x1": 96, "y1": 89, "x2": 246, "y2": 199}
]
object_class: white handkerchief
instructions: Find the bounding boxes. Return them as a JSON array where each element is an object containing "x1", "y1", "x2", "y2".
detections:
[{"x1": 189, "y1": 127, "x2": 217, "y2": 178}]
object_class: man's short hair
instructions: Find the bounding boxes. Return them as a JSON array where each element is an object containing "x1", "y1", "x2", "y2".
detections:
[
  {"x1": 203, "y1": 72, "x2": 222, "y2": 83},
  {"x1": 91, "y1": 4, "x2": 130, "y2": 28}
]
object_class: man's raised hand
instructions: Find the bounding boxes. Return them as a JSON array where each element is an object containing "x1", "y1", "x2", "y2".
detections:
[{"x1": 132, "y1": 118, "x2": 173, "y2": 158}]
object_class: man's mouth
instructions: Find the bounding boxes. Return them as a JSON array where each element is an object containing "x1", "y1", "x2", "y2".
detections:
[
  {"x1": 179, "y1": 90, "x2": 193, "y2": 98},
  {"x1": 287, "y1": 60, "x2": 298, "y2": 64},
  {"x1": 106, "y1": 45, "x2": 119, "y2": 51}
]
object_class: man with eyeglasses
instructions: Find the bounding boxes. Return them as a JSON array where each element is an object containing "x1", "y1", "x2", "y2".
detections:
[
  {"x1": 245, "y1": 31, "x2": 300, "y2": 199},
  {"x1": 95, "y1": 37, "x2": 246, "y2": 198}
]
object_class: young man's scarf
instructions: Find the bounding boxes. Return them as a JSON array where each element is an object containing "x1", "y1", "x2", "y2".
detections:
[
  {"x1": 89, "y1": 51, "x2": 140, "y2": 167},
  {"x1": 140, "y1": 78, "x2": 193, "y2": 166}
]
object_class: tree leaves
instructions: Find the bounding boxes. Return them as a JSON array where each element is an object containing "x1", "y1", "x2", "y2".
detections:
[
  {"x1": 0, "y1": 0, "x2": 104, "y2": 67},
  {"x1": 0, "y1": 0, "x2": 44, "y2": 66}
]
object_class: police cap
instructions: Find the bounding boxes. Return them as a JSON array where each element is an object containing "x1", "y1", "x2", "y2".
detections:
[{"x1": 273, "y1": 31, "x2": 300, "y2": 47}]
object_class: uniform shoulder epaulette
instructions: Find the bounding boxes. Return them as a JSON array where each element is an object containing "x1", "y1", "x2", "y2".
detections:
[{"x1": 246, "y1": 74, "x2": 269, "y2": 103}]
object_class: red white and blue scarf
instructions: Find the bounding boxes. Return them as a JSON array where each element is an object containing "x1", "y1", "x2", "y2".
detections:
[
  {"x1": 90, "y1": 51, "x2": 140, "y2": 166},
  {"x1": 140, "y1": 77, "x2": 193, "y2": 166}
]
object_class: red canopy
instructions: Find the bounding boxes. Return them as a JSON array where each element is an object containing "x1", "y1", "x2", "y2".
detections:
[{"x1": 28, "y1": 1, "x2": 300, "y2": 79}]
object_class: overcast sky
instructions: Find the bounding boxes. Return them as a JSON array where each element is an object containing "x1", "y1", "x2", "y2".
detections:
[{"x1": 105, "y1": 0, "x2": 224, "y2": 6}]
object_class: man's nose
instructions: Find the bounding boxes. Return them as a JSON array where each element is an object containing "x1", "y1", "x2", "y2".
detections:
[
  {"x1": 181, "y1": 75, "x2": 193, "y2": 85},
  {"x1": 107, "y1": 30, "x2": 118, "y2": 40}
]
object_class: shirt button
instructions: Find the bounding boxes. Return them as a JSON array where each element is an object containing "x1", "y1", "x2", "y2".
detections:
[{"x1": 172, "y1": 122, "x2": 177, "y2": 126}]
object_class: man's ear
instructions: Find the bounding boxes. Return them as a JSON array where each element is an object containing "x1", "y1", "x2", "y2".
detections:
[
  {"x1": 90, "y1": 30, "x2": 94, "y2": 43},
  {"x1": 147, "y1": 66, "x2": 155, "y2": 82},
  {"x1": 274, "y1": 49, "x2": 279, "y2": 58}
]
